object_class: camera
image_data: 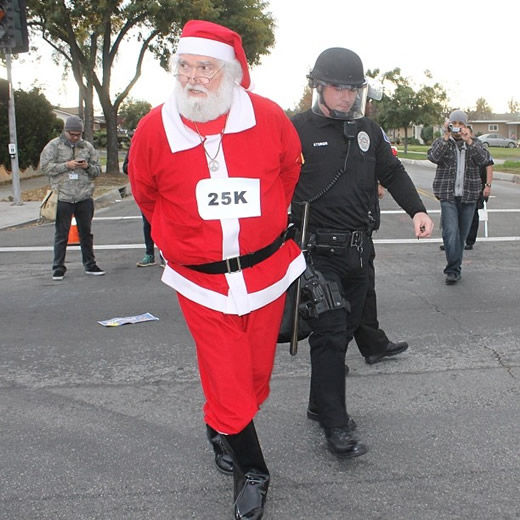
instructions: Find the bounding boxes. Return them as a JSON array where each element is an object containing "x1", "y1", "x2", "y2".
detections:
[{"x1": 448, "y1": 124, "x2": 461, "y2": 133}]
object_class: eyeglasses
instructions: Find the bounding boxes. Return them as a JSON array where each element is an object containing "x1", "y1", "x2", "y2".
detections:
[
  {"x1": 66, "y1": 131, "x2": 82, "y2": 138},
  {"x1": 174, "y1": 64, "x2": 224, "y2": 85}
]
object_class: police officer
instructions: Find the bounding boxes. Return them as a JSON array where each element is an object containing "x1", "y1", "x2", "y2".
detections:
[
  {"x1": 291, "y1": 48, "x2": 433, "y2": 457},
  {"x1": 353, "y1": 183, "x2": 409, "y2": 365}
]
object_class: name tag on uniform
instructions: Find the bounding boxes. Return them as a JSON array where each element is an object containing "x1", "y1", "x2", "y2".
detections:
[
  {"x1": 69, "y1": 173, "x2": 79, "y2": 180},
  {"x1": 196, "y1": 177, "x2": 261, "y2": 221}
]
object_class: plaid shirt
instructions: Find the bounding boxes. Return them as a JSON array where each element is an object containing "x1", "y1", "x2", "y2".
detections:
[{"x1": 428, "y1": 137, "x2": 491, "y2": 202}]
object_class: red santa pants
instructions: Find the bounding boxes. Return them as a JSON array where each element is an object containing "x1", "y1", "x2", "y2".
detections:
[{"x1": 176, "y1": 292, "x2": 286, "y2": 434}]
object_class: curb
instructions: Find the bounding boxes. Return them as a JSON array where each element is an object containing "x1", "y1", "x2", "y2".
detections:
[
  {"x1": 94, "y1": 183, "x2": 132, "y2": 206},
  {"x1": 0, "y1": 183, "x2": 133, "y2": 231}
]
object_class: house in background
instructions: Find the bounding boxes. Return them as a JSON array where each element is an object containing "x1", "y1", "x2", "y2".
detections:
[
  {"x1": 469, "y1": 113, "x2": 520, "y2": 142},
  {"x1": 385, "y1": 125, "x2": 426, "y2": 145},
  {"x1": 385, "y1": 113, "x2": 520, "y2": 146},
  {"x1": 52, "y1": 107, "x2": 106, "y2": 131}
]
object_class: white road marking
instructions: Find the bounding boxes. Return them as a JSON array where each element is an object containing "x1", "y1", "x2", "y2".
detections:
[
  {"x1": 2, "y1": 211, "x2": 519, "y2": 252},
  {"x1": 1, "y1": 237, "x2": 520, "y2": 253},
  {"x1": 380, "y1": 209, "x2": 520, "y2": 214}
]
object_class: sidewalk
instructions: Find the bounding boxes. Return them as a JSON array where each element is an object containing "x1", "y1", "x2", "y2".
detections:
[
  {"x1": 0, "y1": 161, "x2": 518, "y2": 231},
  {"x1": 0, "y1": 174, "x2": 130, "y2": 230}
]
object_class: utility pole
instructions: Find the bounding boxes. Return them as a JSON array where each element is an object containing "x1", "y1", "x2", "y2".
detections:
[{"x1": 5, "y1": 52, "x2": 22, "y2": 204}]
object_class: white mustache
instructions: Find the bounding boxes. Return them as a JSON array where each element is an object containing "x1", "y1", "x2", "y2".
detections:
[
  {"x1": 175, "y1": 72, "x2": 234, "y2": 122},
  {"x1": 187, "y1": 84, "x2": 208, "y2": 94}
]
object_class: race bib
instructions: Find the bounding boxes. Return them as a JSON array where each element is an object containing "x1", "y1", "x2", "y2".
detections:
[{"x1": 196, "y1": 177, "x2": 261, "y2": 221}]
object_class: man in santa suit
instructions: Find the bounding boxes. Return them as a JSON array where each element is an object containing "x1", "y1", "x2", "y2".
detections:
[{"x1": 128, "y1": 19, "x2": 305, "y2": 520}]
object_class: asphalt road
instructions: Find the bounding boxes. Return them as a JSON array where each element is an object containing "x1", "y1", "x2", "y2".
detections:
[{"x1": 1, "y1": 164, "x2": 519, "y2": 519}]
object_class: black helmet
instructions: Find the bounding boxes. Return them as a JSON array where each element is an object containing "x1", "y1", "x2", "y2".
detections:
[
  {"x1": 309, "y1": 47, "x2": 366, "y2": 88},
  {"x1": 309, "y1": 48, "x2": 368, "y2": 120}
]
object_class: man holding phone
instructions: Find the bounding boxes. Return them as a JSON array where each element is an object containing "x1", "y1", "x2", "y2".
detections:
[{"x1": 40, "y1": 115, "x2": 105, "y2": 280}]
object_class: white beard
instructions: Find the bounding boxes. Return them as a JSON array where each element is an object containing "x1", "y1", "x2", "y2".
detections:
[{"x1": 175, "y1": 76, "x2": 235, "y2": 122}]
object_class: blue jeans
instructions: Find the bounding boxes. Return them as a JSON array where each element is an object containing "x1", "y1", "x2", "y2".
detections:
[
  {"x1": 141, "y1": 213, "x2": 155, "y2": 257},
  {"x1": 440, "y1": 198, "x2": 476, "y2": 275}
]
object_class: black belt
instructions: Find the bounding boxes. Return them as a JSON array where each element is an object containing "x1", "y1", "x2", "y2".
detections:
[
  {"x1": 307, "y1": 228, "x2": 366, "y2": 251},
  {"x1": 185, "y1": 230, "x2": 290, "y2": 275}
]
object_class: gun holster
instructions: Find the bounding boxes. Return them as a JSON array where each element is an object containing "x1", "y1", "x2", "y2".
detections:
[{"x1": 299, "y1": 264, "x2": 349, "y2": 319}]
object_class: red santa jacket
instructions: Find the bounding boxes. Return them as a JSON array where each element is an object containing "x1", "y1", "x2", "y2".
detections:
[{"x1": 129, "y1": 87, "x2": 305, "y2": 315}]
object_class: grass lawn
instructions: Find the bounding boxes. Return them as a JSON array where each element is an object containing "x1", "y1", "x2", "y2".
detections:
[{"x1": 397, "y1": 145, "x2": 520, "y2": 174}]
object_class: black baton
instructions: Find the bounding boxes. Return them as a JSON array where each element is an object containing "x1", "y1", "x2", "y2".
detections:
[{"x1": 290, "y1": 201, "x2": 310, "y2": 356}]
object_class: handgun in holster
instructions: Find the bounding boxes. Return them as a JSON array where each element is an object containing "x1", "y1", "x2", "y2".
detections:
[{"x1": 299, "y1": 264, "x2": 350, "y2": 319}]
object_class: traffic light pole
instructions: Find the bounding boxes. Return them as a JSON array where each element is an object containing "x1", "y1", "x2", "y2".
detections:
[{"x1": 5, "y1": 52, "x2": 22, "y2": 206}]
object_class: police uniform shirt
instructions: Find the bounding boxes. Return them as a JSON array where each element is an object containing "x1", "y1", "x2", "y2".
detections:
[{"x1": 291, "y1": 110, "x2": 426, "y2": 232}]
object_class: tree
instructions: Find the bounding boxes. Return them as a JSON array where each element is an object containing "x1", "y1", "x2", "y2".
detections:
[
  {"x1": 420, "y1": 125, "x2": 434, "y2": 145},
  {"x1": 470, "y1": 97, "x2": 493, "y2": 118},
  {"x1": 370, "y1": 69, "x2": 448, "y2": 153},
  {"x1": 286, "y1": 84, "x2": 312, "y2": 118},
  {"x1": 119, "y1": 98, "x2": 152, "y2": 133},
  {"x1": 25, "y1": 0, "x2": 275, "y2": 173},
  {"x1": 0, "y1": 86, "x2": 61, "y2": 170},
  {"x1": 508, "y1": 98, "x2": 519, "y2": 114}
]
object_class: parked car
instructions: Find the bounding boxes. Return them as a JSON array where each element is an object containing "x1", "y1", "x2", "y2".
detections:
[{"x1": 477, "y1": 133, "x2": 517, "y2": 148}]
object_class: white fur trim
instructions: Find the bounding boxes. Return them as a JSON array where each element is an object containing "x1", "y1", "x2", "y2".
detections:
[
  {"x1": 161, "y1": 86, "x2": 255, "y2": 154},
  {"x1": 177, "y1": 37, "x2": 235, "y2": 62},
  {"x1": 161, "y1": 253, "x2": 306, "y2": 316}
]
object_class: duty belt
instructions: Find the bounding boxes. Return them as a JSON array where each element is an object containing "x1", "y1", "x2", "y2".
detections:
[
  {"x1": 184, "y1": 229, "x2": 291, "y2": 275},
  {"x1": 307, "y1": 228, "x2": 365, "y2": 253}
]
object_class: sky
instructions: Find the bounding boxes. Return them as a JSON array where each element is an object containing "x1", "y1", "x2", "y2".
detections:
[{"x1": 4, "y1": 0, "x2": 520, "y2": 114}]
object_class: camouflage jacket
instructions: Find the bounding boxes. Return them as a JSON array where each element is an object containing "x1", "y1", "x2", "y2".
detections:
[{"x1": 40, "y1": 134, "x2": 101, "y2": 203}]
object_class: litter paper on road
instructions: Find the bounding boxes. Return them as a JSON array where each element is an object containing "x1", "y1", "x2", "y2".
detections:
[{"x1": 97, "y1": 312, "x2": 159, "y2": 327}]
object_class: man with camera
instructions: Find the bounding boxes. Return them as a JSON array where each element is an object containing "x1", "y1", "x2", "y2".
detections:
[{"x1": 428, "y1": 110, "x2": 491, "y2": 284}]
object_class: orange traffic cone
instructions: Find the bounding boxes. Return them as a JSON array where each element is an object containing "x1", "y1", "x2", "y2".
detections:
[{"x1": 68, "y1": 216, "x2": 80, "y2": 245}]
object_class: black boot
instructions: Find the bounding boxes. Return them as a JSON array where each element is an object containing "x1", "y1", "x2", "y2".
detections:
[
  {"x1": 221, "y1": 421, "x2": 270, "y2": 520},
  {"x1": 206, "y1": 424, "x2": 234, "y2": 476},
  {"x1": 306, "y1": 402, "x2": 357, "y2": 432},
  {"x1": 324, "y1": 426, "x2": 368, "y2": 458}
]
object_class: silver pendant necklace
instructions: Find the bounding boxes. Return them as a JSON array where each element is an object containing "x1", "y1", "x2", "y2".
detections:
[
  {"x1": 194, "y1": 119, "x2": 227, "y2": 172},
  {"x1": 208, "y1": 156, "x2": 220, "y2": 172}
]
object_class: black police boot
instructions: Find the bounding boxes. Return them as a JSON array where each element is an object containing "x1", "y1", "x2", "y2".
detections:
[
  {"x1": 206, "y1": 424, "x2": 234, "y2": 476},
  {"x1": 324, "y1": 426, "x2": 368, "y2": 459},
  {"x1": 221, "y1": 421, "x2": 270, "y2": 520},
  {"x1": 306, "y1": 401, "x2": 357, "y2": 432},
  {"x1": 365, "y1": 341, "x2": 409, "y2": 365}
]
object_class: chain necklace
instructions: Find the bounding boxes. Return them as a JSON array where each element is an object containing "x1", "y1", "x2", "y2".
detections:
[{"x1": 193, "y1": 118, "x2": 227, "y2": 172}]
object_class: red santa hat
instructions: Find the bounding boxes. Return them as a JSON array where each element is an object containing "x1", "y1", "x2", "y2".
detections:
[{"x1": 176, "y1": 20, "x2": 251, "y2": 89}]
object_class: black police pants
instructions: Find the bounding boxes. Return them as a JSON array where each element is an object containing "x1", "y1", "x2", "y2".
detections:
[
  {"x1": 353, "y1": 238, "x2": 390, "y2": 357},
  {"x1": 53, "y1": 198, "x2": 96, "y2": 271},
  {"x1": 307, "y1": 244, "x2": 371, "y2": 429}
]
